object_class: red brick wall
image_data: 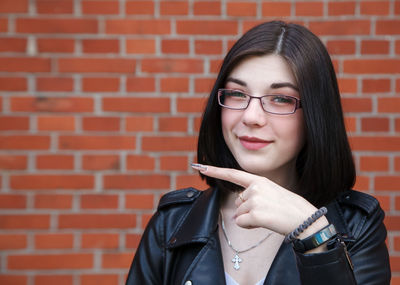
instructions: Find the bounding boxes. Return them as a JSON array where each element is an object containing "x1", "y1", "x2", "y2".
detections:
[{"x1": 0, "y1": 0, "x2": 399, "y2": 284}]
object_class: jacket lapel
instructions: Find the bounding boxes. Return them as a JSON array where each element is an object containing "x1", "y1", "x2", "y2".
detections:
[
  {"x1": 167, "y1": 188, "x2": 226, "y2": 284},
  {"x1": 167, "y1": 188, "x2": 220, "y2": 248},
  {"x1": 182, "y1": 230, "x2": 226, "y2": 284}
]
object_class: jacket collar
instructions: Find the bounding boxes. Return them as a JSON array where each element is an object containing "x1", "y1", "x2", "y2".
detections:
[{"x1": 167, "y1": 187, "x2": 220, "y2": 248}]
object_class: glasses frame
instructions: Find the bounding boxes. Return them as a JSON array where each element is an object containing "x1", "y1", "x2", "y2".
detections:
[{"x1": 217, "y1": 88, "x2": 302, "y2": 115}]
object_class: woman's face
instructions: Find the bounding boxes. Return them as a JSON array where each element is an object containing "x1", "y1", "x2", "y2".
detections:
[{"x1": 221, "y1": 54, "x2": 305, "y2": 185}]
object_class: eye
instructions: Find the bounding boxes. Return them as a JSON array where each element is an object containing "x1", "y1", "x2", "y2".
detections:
[
  {"x1": 228, "y1": 90, "x2": 247, "y2": 98},
  {"x1": 269, "y1": 95, "x2": 296, "y2": 104},
  {"x1": 225, "y1": 90, "x2": 248, "y2": 101}
]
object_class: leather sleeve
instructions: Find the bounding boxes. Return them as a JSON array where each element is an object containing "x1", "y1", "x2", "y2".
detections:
[
  {"x1": 294, "y1": 202, "x2": 391, "y2": 285},
  {"x1": 125, "y1": 211, "x2": 164, "y2": 285}
]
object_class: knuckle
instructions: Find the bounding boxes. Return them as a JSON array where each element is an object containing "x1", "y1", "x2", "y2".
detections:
[
  {"x1": 253, "y1": 184, "x2": 261, "y2": 193},
  {"x1": 249, "y1": 210, "x2": 257, "y2": 219},
  {"x1": 246, "y1": 197, "x2": 255, "y2": 207},
  {"x1": 248, "y1": 182, "x2": 257, "y2": 191}
]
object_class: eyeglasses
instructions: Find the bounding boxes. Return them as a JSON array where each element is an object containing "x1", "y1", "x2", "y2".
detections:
[{"x1": 217, "y1": 89, "x2": 302, "y2": 115}]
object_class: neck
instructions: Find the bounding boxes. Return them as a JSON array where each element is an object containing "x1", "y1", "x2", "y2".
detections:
[
  {"x1": 257, "y1": 160, "x2": 299, "y2": 192},
  {"x1": 220, "y1": 164, "x2": 299, "y2": 212},
  {"x1": 219, "y1": 190, "x2": 239, "y2": 221}
]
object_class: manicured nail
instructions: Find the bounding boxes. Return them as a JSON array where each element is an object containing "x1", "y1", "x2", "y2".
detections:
[{"x1": 191, "y1": 163, "x2": 208, "y2": 172}]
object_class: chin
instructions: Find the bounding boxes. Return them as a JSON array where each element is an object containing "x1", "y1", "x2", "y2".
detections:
[
  {"x1": 237, "y1": 161, "x2": 272, "y2": 176},
  {"x1": 237, "y1": 157, "x2": 297, "y2": 181}
]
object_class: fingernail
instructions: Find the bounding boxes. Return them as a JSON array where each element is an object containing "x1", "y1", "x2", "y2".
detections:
[{"x1": 191, "y1": 163, "x2": 208, "y2": 172}]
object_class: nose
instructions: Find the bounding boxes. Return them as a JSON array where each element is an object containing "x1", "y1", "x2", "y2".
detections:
[{"x1": 241, "y1": 97, "x2": 268, "y2": 127}]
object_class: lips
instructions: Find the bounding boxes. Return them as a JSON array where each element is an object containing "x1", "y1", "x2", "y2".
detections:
[{"x1": 238, "y1": 136, "x2": 272, "y2": 150}]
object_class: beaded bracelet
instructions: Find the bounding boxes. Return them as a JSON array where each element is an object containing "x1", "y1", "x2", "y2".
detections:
[{"x1": 284, "y1": 207, "x2": 328, "y2": 243}]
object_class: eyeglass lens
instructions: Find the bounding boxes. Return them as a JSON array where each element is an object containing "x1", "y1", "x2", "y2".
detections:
[{"x1": 218, "y1": 89, "x2": 298, "y2": 114}]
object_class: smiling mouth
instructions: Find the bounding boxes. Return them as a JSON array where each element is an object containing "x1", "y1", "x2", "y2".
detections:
[{"x1": 238, "y1": 136, "x2": 272, "y2": 150}]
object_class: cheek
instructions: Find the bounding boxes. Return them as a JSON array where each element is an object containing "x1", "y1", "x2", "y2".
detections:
[
  {"x1": 221, "y1": 109, "x2": 236, "y2": 138},
  {"x1": 273, "y1": 114, "x2": 305, "y2": 148},
  {"x1": 221, "y1": 113, "x2": 232, "y2": 149},
  {"x1": 289, "y1": 115, "x2": 306, "y2": 150}
]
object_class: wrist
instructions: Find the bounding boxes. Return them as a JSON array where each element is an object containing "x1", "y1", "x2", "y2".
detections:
[
  {"x1": 293, "y1": 224, "x2": 337, "y2": 253},
  {"x1": 297, "y1": 215, "x2": 329, "y2": 240},
  {"x1": 284, "y1": 207, "x2": 328, "y2": 243}
]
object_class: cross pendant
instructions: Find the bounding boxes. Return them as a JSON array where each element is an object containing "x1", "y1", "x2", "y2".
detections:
[{"x1": 232, "y1": 252, "x2": 242, "y2": 270}]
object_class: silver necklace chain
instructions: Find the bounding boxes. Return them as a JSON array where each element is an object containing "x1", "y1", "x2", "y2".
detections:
[{"x1": 220, "y1": 211, "x2": 273, "y2": 270}]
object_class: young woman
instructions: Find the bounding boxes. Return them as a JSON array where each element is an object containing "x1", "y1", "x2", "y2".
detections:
[{"x1": 126, "y1": 21, "x2": 391, "y2": 285}]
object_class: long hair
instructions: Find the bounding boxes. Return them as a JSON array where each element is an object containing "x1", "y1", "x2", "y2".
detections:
[{"x1": 197, "y1": 21, "x2": 355, "y2": 207}]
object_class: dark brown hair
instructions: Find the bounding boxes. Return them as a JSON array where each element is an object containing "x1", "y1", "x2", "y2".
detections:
[{"x1": 197, "y1": 21, "x2": 355, "y2": 207}]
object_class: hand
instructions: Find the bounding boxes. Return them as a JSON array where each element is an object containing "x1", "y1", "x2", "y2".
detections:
[{"x1": 192, "y1": 163, "x2": 328, "y2": 237}]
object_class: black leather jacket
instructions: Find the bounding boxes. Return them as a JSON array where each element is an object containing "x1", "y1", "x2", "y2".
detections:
[{"x1": 126, "y1": 187, "x2": 391, "y2": 285}]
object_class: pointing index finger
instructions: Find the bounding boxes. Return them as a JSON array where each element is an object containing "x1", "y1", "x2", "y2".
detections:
[{"x1": 191, "y1": 163, "x2": 259, "y2": 188}]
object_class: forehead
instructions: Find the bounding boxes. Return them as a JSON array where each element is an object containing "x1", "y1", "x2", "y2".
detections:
[{"x1": 227, "y1": 54, "x2": 297, "y2": 88}]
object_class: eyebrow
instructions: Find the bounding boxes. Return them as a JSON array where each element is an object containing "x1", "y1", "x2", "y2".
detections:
[
  {"x1": 226, "y1": 77, "x2": 299, "y2": 92},
  {"x1": 271, "y1": 82, "x2": 299, "y2": 92}
]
